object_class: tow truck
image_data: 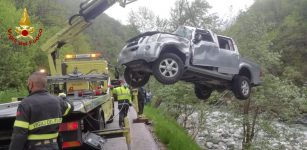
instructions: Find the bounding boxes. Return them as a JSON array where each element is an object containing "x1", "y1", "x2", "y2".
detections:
[{"x1": 0, "y1": 0, "x2": 137, "y2": 149}]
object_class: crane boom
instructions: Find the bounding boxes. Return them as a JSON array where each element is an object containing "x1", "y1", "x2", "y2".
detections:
[{"x1": 41, "y1": 0, "x2": 137, "y2": 76}]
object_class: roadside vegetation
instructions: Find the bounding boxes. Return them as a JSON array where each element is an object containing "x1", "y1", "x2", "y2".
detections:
[
  {"x1": 144, "y1": 105, "x2": 202, "y2": 150},
  {"x1": 0, "y1": 89, "x2": 27, "y2": 103}
]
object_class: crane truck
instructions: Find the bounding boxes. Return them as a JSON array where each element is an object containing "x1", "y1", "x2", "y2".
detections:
[{"x1": 0, "y1": 0, "x2": 137, "y2": 149}]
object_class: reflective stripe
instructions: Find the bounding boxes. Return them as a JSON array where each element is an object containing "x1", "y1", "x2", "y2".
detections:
[
  {"x1": 29, "y1": 118, "x2": 62, "y2": 130},
  {"x1": 28, "y1": 133, "x2": 59, "y2": 140},
  {"x1": 63, "y1": 102, "x2": 71, "y2": 116},
  {"x1": 14, "y1": 120, "x2": 29, "y2": 129}
]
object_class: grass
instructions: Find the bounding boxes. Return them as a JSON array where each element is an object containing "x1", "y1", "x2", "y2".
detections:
[
  {"x1": 0, "y1": 89, "x2": 27, "y2": 103},
  {"x1": 144, "y1": 105, "x2": 202, "y2": 150}
]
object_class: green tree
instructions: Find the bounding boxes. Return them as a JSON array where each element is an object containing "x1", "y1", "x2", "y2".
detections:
[
  {"x1": 169, "y1": 0, "x2": 219, "y2": 30},
  {"x1": 128, "y1": 7, "x2": 170, "y2": 32}
]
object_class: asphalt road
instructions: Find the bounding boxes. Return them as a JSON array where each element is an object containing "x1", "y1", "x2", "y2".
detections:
[{"x1": 104, "y1": 102, "x2": 159, "y2": 150}]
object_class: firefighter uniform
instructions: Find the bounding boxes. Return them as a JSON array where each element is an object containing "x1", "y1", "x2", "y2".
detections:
[
  {"x1": 113, "y1": 85, "x2": 132, "y2": 127},
  {"x1": 9, "y1": 90, "x2": 73, "y2": 150}
]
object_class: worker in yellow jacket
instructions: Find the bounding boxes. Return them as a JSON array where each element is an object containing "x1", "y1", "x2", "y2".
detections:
[{"x1": 113, "y1": 82, "x2": 132, "y2": 128}]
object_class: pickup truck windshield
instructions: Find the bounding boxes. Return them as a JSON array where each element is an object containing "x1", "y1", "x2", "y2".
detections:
[{"x1": 173, "y1": 26, "x2": 193, "y2": 39}]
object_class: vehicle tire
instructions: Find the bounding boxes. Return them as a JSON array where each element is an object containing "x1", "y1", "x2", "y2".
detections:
[
  {"x1": 124, "y1": 67, "x2": 150, "y2": 88},
  {"x1": 194, "y1": 84, "x2": 212, "y2": 100},
  {"x1": 232, "y1": 75, "x2": 251, "y2": 100},
  {"x1": 153, "y1": 53, "x2": 184, "y2": 84}
]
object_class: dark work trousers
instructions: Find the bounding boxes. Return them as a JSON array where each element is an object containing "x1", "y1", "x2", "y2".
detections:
[
  {"x1": 138, "y1": 98, "x2": 144, "y2": 115},
  {"x1": 118, "y1": 100, "x2": 129, "y2": 127},
  {"x1": 28, "y1": 143, "x2": 59, "y2": 150}
]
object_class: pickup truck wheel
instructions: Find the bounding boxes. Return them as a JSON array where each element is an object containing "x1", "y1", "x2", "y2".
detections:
[
  {"x1": 124, "y1": 67, "x2": 150, "y2": 88},
  {"x1": 153, "y1": 53, "x2": 184, "y2": 84},
  {"x1": 232, "y1": 75, "x2": 251, "y2": 100},
  {"x1": 194, "y1": 84, "x2": 212, "y2": 100}
]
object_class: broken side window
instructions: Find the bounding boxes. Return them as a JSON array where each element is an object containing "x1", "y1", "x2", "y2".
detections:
[{"x1": 218, "y1": 36, "x2": 234, "y2": 51}]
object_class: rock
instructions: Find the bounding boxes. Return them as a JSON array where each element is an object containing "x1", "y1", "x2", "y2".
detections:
[
  {"x1": 200, "y1": 130, "x2": 209, "y2": 136},
  {"x1": 221, "y1": 133, "x2": 231, "y2": 139},
  {"x1": 211, "y1": 138, "x2": 220, "y2": 144},
  {"x1": 284, "y1": 145, "x2": 292, "y2": 150},
  {"x1": 212, "y1": 144, "x2": 220, "y2": 149},
  {"x1": 221, "y1": 138, "x2": 231, "y2": 143},
  {"x1": 206, "y1": 142, "x2": 214, "y2": 149},
  {"x1": 290, "y1": 139, "x2": 300, "y2": 144},
  {"x1": 271, "y1": 143, "x2": 279, "y2": 148},
  {"x1": 233, "y1": 133, "x2": 241, "y2": 139},
  {"x1": 293, "y1": 146, "x2": 301, "y2": 150},
  {"x1": 294, "y1": 115, "x2": 307, "y2": 125},
  {"x1": 216, "y1": 129, "x2": 223, "y2": 133},
  {"x1": 227, "y1": 144, "x2": 235, "y2": 150},
  {"x1": 198, "y1": 137, "x2": 205, "y2": 140},
  {"x1": 229, "y1": 129, "x2": 235, "y2": 134},
  {"x1": 226, "y1": 141, "x2": 236, "y2": 149},
  {"x1": 218, "y1": 142, "x2": 227, "y2": 150}
]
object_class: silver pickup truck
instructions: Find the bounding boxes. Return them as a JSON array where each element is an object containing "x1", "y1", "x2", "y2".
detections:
[{"x1": 118, "y1": 26, "x2": 262, "y2": 100}]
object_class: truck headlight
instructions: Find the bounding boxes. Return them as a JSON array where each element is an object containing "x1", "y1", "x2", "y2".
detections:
[{"x1": 146, "y1": 34, "x2": 159, "y2": 43}]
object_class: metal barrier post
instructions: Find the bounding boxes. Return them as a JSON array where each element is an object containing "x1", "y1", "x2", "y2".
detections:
[{"x1": 124, "y1": 117, "x2": 131, "y2": 150}]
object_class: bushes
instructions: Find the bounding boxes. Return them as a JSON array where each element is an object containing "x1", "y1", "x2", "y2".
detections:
[{"x1": 0, "y1": 89, "x2": 27, "y2": 103}]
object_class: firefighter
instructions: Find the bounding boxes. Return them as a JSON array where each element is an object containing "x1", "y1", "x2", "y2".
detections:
[
  {"x1": 113, "y1": 81, "x2": 132, "y2": 128},
  {"x1": 9, "y1": 72, "x2": 73, "y2": 150}
]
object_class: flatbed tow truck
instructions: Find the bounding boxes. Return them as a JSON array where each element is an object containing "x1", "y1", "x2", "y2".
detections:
[{"x1": 0, "y1": 0, "x2": 138, "y2": 149}]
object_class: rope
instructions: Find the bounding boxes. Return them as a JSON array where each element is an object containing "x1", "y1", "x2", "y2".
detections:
[{"x1": 87, "y1": 103, "x2": 130, "y2": 123}]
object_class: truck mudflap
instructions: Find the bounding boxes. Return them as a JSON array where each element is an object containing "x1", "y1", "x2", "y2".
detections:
[{"x1": 59, "y1": 117, "x2": 131, "y2": 150}]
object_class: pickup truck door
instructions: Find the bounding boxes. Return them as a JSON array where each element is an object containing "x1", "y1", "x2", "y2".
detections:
[
  {"x1": 216, "y1": 36, "x2": 240, "y2": 74},
  {"x1": 192, "y1": 31, "x2": 240, "y2": 74},
  {"x1": 192, "y1": 30, "x2": 220, "y2": 67}
]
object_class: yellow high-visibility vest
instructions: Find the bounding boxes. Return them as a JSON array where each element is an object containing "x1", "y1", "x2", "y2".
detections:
[{"x1": 114, "y1": 86, "x2": 131, "y2": 102}]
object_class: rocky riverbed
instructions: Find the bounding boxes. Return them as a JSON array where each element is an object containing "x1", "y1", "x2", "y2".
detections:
[{"x1": 178, "y1": 111, "x2": 307, "y2": 150}]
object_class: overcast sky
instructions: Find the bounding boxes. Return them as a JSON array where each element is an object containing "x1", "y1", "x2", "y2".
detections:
[{"x1": 105, "y1": 0, "x2": 255, "y2": 24}]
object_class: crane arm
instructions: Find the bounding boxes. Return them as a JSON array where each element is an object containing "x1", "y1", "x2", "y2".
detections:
[{"x1": 41, "y1": 0, "x2": 137, "y2": 76}]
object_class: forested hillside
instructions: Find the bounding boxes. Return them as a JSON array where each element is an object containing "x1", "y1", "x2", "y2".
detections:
[{"x1": 225, "y1": 0, "x2": 307, "y2": 86}]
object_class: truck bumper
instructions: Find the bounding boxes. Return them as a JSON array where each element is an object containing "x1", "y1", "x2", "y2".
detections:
[{"x1": 118, "y1": 43, "x2": 161, "y2": 65}]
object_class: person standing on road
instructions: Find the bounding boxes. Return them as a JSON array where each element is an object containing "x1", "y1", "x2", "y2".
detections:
[
  {"x1": 113, "y1": 81, "x2": 132, "y2": 128},
  {"x1": 9, "y1": 72, "x2": 73, "y2": 150},
  {"x1": 137, "y1": 86, "x2": 146, "y2": 117}
]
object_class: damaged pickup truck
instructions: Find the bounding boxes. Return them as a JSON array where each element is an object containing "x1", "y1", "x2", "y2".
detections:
[{"x1": 118, "y1": 26, "x2": 262, "y2": 100}]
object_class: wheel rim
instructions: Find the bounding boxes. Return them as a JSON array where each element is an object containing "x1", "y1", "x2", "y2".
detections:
[
  {"x1": 241, "y1": 80, "x2": 250, "y2": 96},
  {"x1": 159, "y1": 58, "x2": 178, "y2": 78}
]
